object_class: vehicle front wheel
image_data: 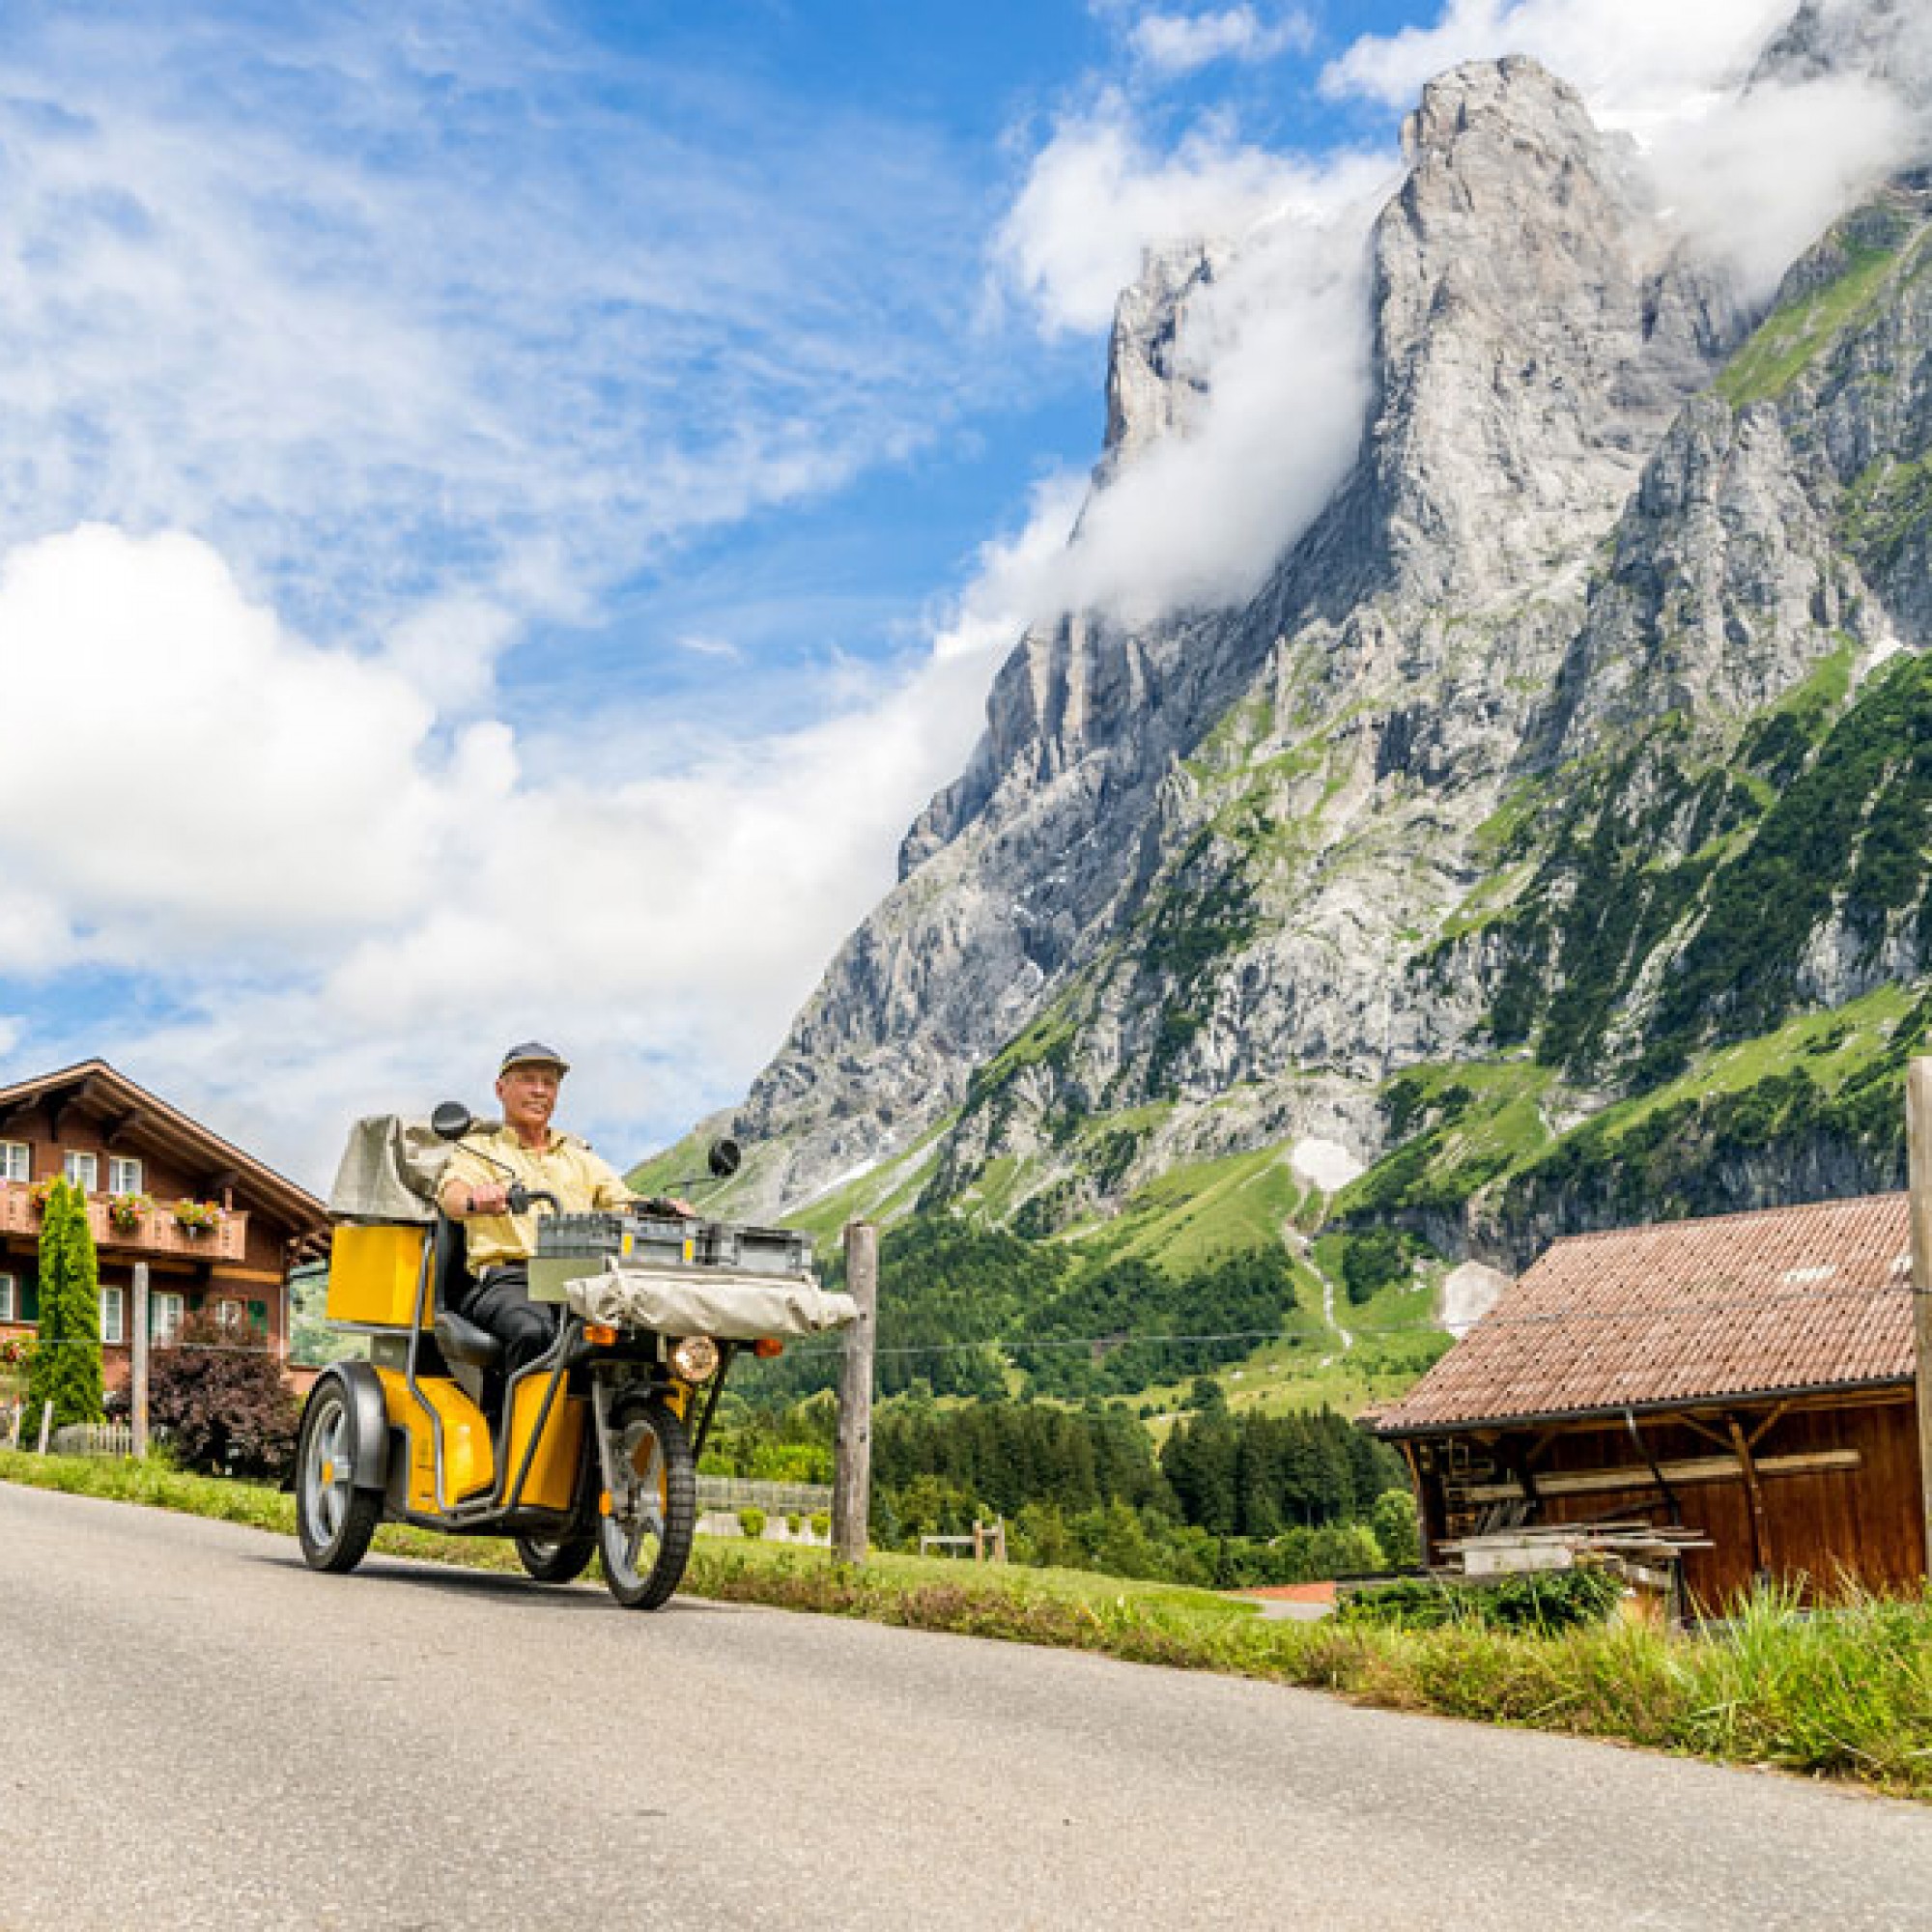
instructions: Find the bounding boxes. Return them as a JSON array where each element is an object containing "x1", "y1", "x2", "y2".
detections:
[
  {"x1": 515, "y1": 1533, "x2": 596, "y2": 1584},
  {"x1": 597, "y1": 1394, "x2": 696, "y2": 1610},
  {"x1": 295, "y1": 1378, "x2": 383, "y2": 1574}
]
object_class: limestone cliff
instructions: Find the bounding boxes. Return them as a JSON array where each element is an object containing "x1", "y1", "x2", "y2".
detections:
[{"x1": 715, "y1": 18, "x2": 1932, "y2": 1257}]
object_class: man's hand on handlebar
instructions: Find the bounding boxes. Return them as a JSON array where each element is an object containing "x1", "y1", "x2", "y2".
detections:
[
  {"x1": 460, "y1": 1180, "x2": 560, "y2": 1216},
  {"x1": 461, "y1": 1179, "x2": 515, "y2": 1216}
]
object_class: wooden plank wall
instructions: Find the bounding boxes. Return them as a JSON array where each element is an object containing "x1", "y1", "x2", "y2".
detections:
[{"x1": 1426, "y1": 1391, "x2": 1925, "y2": 1608}]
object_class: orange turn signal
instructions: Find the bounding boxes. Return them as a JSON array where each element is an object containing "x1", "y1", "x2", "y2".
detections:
[
  {"x1": 583, "y1": 1322, "x2": 618, "y2": 1347},
  {"x1": 753, "y1": 1337, "x2": 784, "y2": 1359}
]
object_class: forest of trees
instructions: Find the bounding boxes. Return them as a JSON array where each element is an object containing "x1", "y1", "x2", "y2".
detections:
[
  {"x1": 703, "y1": 1215, "x2": 1420, "y2": 1587},
  {"x1": 703, "y1": 1390, "x2": 1414, "y2": 1589}
]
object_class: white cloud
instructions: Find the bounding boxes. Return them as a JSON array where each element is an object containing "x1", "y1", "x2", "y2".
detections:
[
  {"x1": 1320, "y1": 0, "x2": 1791, "y2": 118},
  {"x1": 1649, "y1": 74, "x2": 1915, "y2": 300},
  {"x1": 995, "y1": 96, "x2": 1326, "y2": 335},
  {"x1": 1322, "y1": 1, "x2": 1931, "y2": 307},
  {"x1": 0, "y1": 526, "x2": 463, "y2": 954},
  {"x1": 1048, "y1": 176, "x2": 1390, "y2": 622},
  {"x1": 1129, "y1": 7, "x2": 1316, "y2": 77},
  {"x1": 994, "y1": 91, "x2": 1396, "y2": 622},
  {"x1": 0, "y1": 513, "x2": 1051, "y2": 1180},
  {"x1": 0, "y1": 9, "x2": 993, "y2": 649},
  {"x1": 672, "y1": 634, "x2": 745, "y2": 663}
]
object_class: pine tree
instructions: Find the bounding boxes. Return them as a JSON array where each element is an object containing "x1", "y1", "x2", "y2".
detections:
[{"x1": 20, "y1": 1179, "x2": 103, "y2": 1435}]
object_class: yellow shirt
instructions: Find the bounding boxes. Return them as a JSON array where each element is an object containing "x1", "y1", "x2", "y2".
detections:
[{"x1": 442, "y1": 1123, "x2": 633, "y2": 1269}]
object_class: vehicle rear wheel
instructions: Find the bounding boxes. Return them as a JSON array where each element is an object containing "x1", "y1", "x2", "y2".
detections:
[
  {"x1": 515, "y1": 1533, "x2": 596, "y2": 1584},
  {"x1": 296, "y1": 1378, "x2": 383, "y2": 1574},
  {"x1": 597, "y1": 1393, "x2": 696, "y2": 1610}
]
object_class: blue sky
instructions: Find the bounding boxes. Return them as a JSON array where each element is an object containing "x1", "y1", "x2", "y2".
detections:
[{"x1": 0, "y1": 0, "x2": 1885, "y2": 1185}]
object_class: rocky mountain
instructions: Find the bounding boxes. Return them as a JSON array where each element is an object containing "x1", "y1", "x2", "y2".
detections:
[{"x1": 674, "y1": 11, "x2": 1932, "y2": 1286}]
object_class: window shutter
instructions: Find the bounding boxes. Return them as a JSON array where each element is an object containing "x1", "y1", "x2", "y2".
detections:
[
  {"x1": 20, "y1": 1279, "x2": 39, "y2": 1322},
  {"x1": 248, "y1": 1298, "x2": 268, "y2": 1335}
]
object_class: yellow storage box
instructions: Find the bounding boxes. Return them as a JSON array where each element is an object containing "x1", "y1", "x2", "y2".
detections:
[
  {"x1": 505, "y1": 1382, "x2": 585, "y2": 1513},
  {"x1": 327, "y1": 1223, "x2": 430, "y2": 1327}
]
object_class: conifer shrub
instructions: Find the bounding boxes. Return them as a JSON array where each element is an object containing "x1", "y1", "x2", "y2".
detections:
[{"x1": 20, "y1": 1179, "x2": 103, "y2": 1435}]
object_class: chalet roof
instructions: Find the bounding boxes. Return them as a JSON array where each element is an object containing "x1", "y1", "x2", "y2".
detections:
[
  {"x1": 1370, "y1": 1192, "x2": 1918, "y2": 1437},
  {"x1": 0, "y1": 1059, "x2": 327, "y2": 1236}
]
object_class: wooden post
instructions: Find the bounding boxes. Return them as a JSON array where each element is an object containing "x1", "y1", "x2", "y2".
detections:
[
  {"x1": 1724, "y1": 1415, "x2": 1771, "y2": 1582},
  {"x1": 1906, "y1": 1059, "x2": 1932, "y2": 1577},
  {"x1": 37, "y1": 1400, "x2": 52, "y2": 1455},
  {"x1": 129, "y1": 1263, "x2": 151, "y2": 1458},
  {"x1": 833, "y1": 1219, "x2": 877, "y2": 1565}
]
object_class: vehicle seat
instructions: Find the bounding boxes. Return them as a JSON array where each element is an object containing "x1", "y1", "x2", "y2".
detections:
[{"x1": 430, "y1": 1211, "x2": 503, "y2": 1371}]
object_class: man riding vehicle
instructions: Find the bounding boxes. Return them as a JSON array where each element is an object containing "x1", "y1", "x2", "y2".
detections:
[{"x1": 438, "y1": 1041, "x2": 690, "y2": 1377}]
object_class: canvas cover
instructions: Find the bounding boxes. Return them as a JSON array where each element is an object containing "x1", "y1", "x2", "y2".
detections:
[
  {"x1": 561, "y1": 1258, "x2": 858, "y2": 1341},
  {"x1": 327, "y1": 1113, "x2": 485, "y2": 1224}
]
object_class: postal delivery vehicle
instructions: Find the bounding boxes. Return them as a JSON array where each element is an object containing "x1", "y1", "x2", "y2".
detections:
[{"x1": 295, "y1": 1103, "x2": 855, "y2": 1609}]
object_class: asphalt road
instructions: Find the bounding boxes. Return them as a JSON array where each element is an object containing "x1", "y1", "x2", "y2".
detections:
[{"x1": 7, "y1": 1482, "x2": 1932, "y2": 1931}]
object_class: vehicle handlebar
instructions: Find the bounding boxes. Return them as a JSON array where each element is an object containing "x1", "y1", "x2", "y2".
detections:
[{"x1": 506, "y1": 1183, "x2": 561, "y2": 1216}]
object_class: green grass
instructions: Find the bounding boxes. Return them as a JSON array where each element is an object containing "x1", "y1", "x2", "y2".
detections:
[
  {"x1": 1567, "y1": 981, "x2": 1917, "y2": 1146},
  {"x1": 13, "y1": 1450, "x2": 1932, "y2": 1798},
  {"x1": 775, "y1": 1120, "x2": 954, "y2": 1248},
  {"x1": 1717, "y1": 229, "x2": 1913, "y2": 408},
  {"x1": 1078, "y1": 1143, "x2": 1311, "y2": 1272},
  {"x1": 1133, "y1": 1323, "x2": 1451, "y2": 1423},
  {"x1": 1335, "y1": 985, "x2": 1919, "y2": 1227}
]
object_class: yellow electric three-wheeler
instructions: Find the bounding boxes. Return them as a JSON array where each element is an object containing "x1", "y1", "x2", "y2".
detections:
[{"x1": 295, "y1": 1103, "x2": 854, "y2": 1609}]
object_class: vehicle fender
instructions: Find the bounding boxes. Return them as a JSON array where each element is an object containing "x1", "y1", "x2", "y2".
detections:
[{"x1": 319, "y1": 1361, "x2": 391, "y2": 1493}]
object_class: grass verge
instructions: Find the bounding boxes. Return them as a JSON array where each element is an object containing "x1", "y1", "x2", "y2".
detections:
[{"x1": 10, "y1": 1451, "x2": 1932, "y2": 1800}]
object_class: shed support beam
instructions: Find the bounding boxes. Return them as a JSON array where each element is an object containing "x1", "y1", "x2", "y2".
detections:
[{"x1": 1726, "y1": 1414, "x2": 1772, "y2": 1582}]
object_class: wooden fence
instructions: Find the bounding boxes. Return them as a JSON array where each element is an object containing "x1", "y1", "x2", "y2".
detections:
[
  {"x1": 49, "y1": 1421, "x2": 135, "y2": 1459},
  {"x1": 696, "y1": 1476, "x2": 833, "y2": 1515}
]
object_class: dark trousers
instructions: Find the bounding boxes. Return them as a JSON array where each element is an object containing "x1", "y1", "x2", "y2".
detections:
[{"x1": 462, "y1": 1264, "x2": 559, "y2": 1380}]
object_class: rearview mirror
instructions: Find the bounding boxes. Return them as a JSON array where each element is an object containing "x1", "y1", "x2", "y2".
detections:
[
  {"x1": 431, "y1": 1101, "x2": 475, "y2": 1142},
  {"x1": 707, "y1": 1137, "x2": 742, "y2": 1179}
]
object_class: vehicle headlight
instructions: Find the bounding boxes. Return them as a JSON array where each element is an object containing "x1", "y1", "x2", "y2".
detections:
[{"x1": 670, "y1": 1335, "x2": 721, "y2": 1385}]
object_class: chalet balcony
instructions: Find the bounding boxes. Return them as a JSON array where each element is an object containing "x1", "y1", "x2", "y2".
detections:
[{"x1": 0, "y1": 1181, "x2": 248, "y2": 1264}]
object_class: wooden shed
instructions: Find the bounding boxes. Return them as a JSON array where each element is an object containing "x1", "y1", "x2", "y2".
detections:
[{"x1": 1366, "y1": 1194, "x2": 1924, "y2": 1607}]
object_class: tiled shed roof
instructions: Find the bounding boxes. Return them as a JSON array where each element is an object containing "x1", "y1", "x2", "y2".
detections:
[{"x1": 1371, "y1": 1193, "x2": 1918, "y2": 1436}]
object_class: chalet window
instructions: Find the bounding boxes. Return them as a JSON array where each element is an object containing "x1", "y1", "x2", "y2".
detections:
[
  {"x1": 215, "y1": 1298, "x2": 244, "y2": 1332},
  {"x1": 0, "y1": 1273, "x2": 14, "y2": 1321},
  {"x1": 99, "y1": 1285, "x2": 125, "y2": 1346},
  {"x1": 107, "y1": 1155, "x2": 144, "y2": 1196},
  {"x1": 152, "y1": 1292, "x2": 184, "y2": 1343},
  {"x1": 0, "y1": 1142, "x2": 26, "y2": 1183},
  {"x1": 64, "y1": 1151, "x2": 99, "y2": 1192}
]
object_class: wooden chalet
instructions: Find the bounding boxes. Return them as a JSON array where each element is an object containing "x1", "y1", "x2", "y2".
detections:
[
  {"x1": 1366, "y1": 1194, "x2": 1924, "y2": 1606},
  {"x1": 0, "y1": 1061, "x2": 327, "y2": 1389}
]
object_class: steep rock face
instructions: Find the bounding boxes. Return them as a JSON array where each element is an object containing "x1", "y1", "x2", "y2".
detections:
[
  {"x1": 1549, "y1": 185, "x2": 1932, "y2": 754},
  {"x1": 1364, "y1": 56, "x2": 1731, "y2": 605},
  {"x1": 733, "y1": 54, "x2": 1739, "y2": 1219},
  {"x1": 1438, "y1": 181, "x2": 1932, "y2": 1117},
  {"x1": 1754, "y1": 0, "x2": 1932, "y2": 96},
  {"x1": 724, "y1": 12, "x2": 1932, "y2": 1254},
  {"x1": 1099, "y1": 241, "x2": 1225, "y2": 481},
  {"x1": 928, "y1": 52, "x2": 1744, "y2": 1209}
]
